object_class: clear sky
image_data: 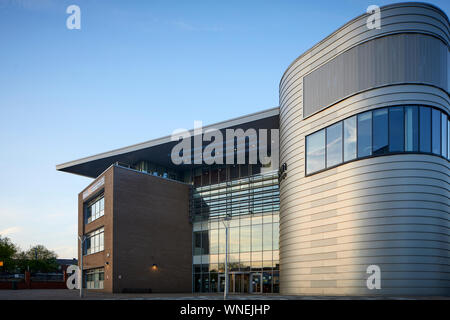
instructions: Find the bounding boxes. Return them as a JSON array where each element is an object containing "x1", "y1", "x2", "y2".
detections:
[{"x1": 0, "y1": 0, "x2": 448, "y2": 258}]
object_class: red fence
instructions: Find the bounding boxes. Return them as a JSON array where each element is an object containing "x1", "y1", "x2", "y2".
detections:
[{"x1": 0, "y1": 271, "x2": 68, "y2": 290}]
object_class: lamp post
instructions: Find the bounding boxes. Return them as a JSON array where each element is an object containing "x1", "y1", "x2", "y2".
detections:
[
  {"x1": 222, "y1": 215, "x2": 231, "y2": 300},
  {"x1": 78, "y1": 235, "x2": 86, "y2": 298}
]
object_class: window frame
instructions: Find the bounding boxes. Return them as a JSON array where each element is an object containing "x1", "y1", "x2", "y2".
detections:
[
  {"x1": 305, "y1": 105, "x2": 449, "y2": 176},
  {"x1": 85, "y1": 193, "x2": 105, "y2": 225}
]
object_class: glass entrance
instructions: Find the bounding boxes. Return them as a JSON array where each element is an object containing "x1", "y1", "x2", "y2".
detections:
[
  {"x1": 219, "y1": 273, "x2": 262, "y2": 294},
  {"x1": 218, "y1": 274, "x2": 226, "y2": 293},
  {"x1": 233, "y1": 273, "x2": 249, "y2": 293},
  {"x1": 250, "y1": 273, "x2": 262, "y2": 294}
]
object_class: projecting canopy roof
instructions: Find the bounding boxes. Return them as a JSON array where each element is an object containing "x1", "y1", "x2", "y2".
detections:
[{"x1": 56, "y1": 107, "x2": 279, "y2": 178}]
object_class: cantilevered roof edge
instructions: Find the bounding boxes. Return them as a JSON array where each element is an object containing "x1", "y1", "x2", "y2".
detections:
[{"x1": 56, "y1": 106, "x2": 280, "y2": 171}]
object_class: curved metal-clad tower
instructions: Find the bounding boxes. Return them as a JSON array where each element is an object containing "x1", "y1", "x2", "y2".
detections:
[{"x1": 279, "y1": 2, "x2": 450, "y2": 295}]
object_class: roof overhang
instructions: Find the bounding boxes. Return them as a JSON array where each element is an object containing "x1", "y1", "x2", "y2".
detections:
[{"x1": 56, "y1": 107, "x2": 280, "y2": 178}]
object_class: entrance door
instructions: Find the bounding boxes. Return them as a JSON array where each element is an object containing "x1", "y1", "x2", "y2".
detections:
[
  {"x1": 218, "y1": 274, "x2": 226, "y2": 293},
  {"x1": 250, "y1": 273, "x2": 262, "y2": 294},
  {"x1": 234, "y1": 273, "x2": 249, "y2": 293},
  {"x1": 218, "y1": 273, "x2": 250, "y2": 293}
]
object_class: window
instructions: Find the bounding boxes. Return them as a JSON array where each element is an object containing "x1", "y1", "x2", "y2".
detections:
[
  {"x1": 432, "y1": 108, "x2": 441, "y2": 155},
  {"x1": 326, "y1": 122, "x2": 343, "y2": 167},
  {"x1": 357, "y1": 111, "x2": 372, "y2": 157},
  {"x1": 84, "y1": 227, "x2": 104, "y2": 255},
  {"x1": 373, "y1": 108, "x2": 388, "y2": 155},
  {"x1": 209, "y1": 229, "x2": 218, "y2": 254},
  {"x1": 305, "y1": 106, "x2": 449, "y2": 176},
  {"x1": 441, "y1": 113, "x2": 447, "y2": 158},
  {"x1": 389, "y1": 107, "x2": 404, "y2": 152},
  {"x1": 202, "y1": 231, "x2": 210, "y2": 255},
  {"x1": 419, "y1": 106, "x2": 431, "y2": 153},
  {"x1": 263, "y1": 223, "x2": 273, "y2": 251},
  {"x1": 240, "y1": 164, "x2": 249, "y2": 178},
  {"x1": 405, "y1": 106, "x2": 419, "y2": 152},
  {"x1": 251, "y1": 224, "x2": 262, "y2": 252},
  {"x1": 85, "y1": 195, "x2": 104, "y2": 224},
  {"x1": 306, "y1": 129, "x2": 325, "y2": 174},
  {"x1": 230, "y1": 165, "x2": 239, "y2": 180},
  {"x1": 85, "y1": 268, "x2": 104, "y2": 289},
  {"x1": 240, "y1": 225, "x2": 251, "y2": 252},
  {"x1": 230, "y1": 227, "x2": 239, "y2": 253},
  {"x1": 344, "y1": 116, "x2": 357, "y2": 161},
  {"x1": 194, "y1": 231, "x2": 209, "y2": 255},
  {"x1": 218, "y1": 167, "x2": 227, "y2": 182}
]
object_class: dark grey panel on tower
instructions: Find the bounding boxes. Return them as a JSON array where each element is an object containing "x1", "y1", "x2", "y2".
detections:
[{"x1": 303, "y1": 34, "x2": 448, "y2": 118}]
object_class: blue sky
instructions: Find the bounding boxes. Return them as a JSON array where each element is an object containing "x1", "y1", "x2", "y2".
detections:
[{"x1": 0, "y1": 0, "x2": 448, "y2": 258}]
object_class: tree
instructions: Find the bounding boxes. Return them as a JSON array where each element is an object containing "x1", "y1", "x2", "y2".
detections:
[
  {"x1": 0, "y1": 235, "x2": 19, "y2": 272},
  {"x1": 16, "y1": 245, "x2": 59, "y2": 273},
  {"x1": 22, "y1": 245, "x2": 57, "y2": 261},
  {"x1": 0, "y1": 238, "x2": 60, "y2": 273}
]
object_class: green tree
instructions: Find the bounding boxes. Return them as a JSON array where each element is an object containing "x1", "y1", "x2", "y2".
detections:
[
  {"x1": 19, "y1": 245, "x2": 59, "y2": 273},
  {"x1": 0, "y1": 235, "x2": 19, "y2": 272},
  {"x1": 23, "y1": 245, "x2": 57, "y2": 261},
  {"x1": 14, "y1": 245, "x2": 59, "y2": 273}
]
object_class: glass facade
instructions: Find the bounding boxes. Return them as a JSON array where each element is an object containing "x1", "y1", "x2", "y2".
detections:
[
  {"x1": 326, "y1": 122, "x2": 343, "y2": 167},
  {"x1": 431, "y1": 108, "x2": 441, "y2": 155},
  {"x1": 191, "y1": 170, "x2": 280, "y2": 293},
  {"x1": 133, "y1": 160, "x2": 180, "y2": 181},
  {"x1": 306, "y1": 106, "x2": 450, "y2": 175},
  {"x1": 419, "y1": 106, "x2": 431, "y2": 153},
  {"x1": 373, "y1": 108, "x2": 388, "y2": 155},
  {"x1": 343, "y1": 116, "x2": 357, "y2": 161},
  {"x1": 357, "y1": 111, "x2": 372, "y2": 158},
  {"x1": 389, "y1": 107, "x2": 404, "y2": 152},
  {"x1": 306, "y1": 129, "x2": 325, "y2": 174},
  {"x1": 405, "y1": 106, "x2": 419, "y2": 152}
]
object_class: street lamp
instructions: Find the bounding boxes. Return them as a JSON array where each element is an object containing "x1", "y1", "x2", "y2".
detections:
[
  {"x1": 221, "y1": 214, "x2": 231, "y2": 300},
  {"x1": 78, "y1": 235, "x2": 86, "y2": 298}
]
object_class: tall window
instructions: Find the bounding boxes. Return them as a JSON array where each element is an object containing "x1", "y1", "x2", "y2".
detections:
[
  {"x1": 448, "y1": 119, "x2": 450, "y2": 160},
  {"x1": 432, "y1": 108, "x2": 441, "y2": 155},
  {"x1": 419, "y1": 106, "x2": 431, "y2": 153},
  {"x1": 373, "y1": 108, "x2": 388, "y2": 155},
  {"x1": 389, "y1": 107, "x2": 404, "y2": 152},
  {"x1": 326, "y1": 122, "x2": 343, "y2": 167},
  {"x1": 251, "y1": 224, "x2": 263, "y2": 252},
  {"x1": 240, "y1": 225, "x2": 251, "y2": 252},
  {"x1": 306, "y1": 129, "x2": 325, "y2": 174},
  {"x1": 357, "y1": 112, "x2": 372, "y2": 157},
  {"x1": 85, "y1": 195, "x2": 104, "y2": 224},
  {"x1": 230, "y1": 227, "x2": 240, "y2": 253},
  {"x1": 405, "y1": 106, "x2": 419, "y2": 152},
  {"x1": 84, "y1": 227, "x2": 104, "y2": 255},
  {"x1": 194, "y1": 231, "x2": 209, "y2": 255},
  {"x1": 344, "y1": 116, "x2": 357, "y2": 161},
  {"x1": 441, "y1": 113, "x2": 447, "y2": 158}
]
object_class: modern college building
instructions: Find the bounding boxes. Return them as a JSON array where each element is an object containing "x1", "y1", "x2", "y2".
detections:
[{"x1": 57, "y1": 3, "x2": 450, "y2": 295}]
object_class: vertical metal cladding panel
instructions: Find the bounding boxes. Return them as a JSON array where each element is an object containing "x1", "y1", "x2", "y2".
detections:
[
  {"x1": 303, "y1": 34, "x2": 448, "y2": 118},
  {"x1": 279, "y1": 3, "x2": 450, "y2": 296}
]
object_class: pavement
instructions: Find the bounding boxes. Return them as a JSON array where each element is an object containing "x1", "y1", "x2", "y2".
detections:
[{"x1": 0, "y1": 289, "x2": 448, "y2": 300}]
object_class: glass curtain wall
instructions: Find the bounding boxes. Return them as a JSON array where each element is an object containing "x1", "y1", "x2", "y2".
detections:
[{"x1": 191, "y1": 170, "x2": 280, "y2": 293}]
